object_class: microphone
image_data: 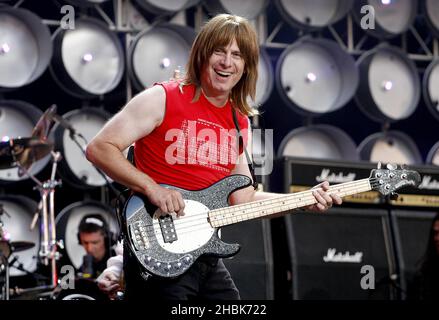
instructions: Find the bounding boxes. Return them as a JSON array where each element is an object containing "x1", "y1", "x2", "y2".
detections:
[{"x1": 82, "y1": 254, "x2": 94, "y2": 279}]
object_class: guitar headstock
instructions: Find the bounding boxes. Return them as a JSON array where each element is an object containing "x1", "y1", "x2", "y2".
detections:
[{"x1": 369, "y1": 163, "x2": 421, "y2": 196}]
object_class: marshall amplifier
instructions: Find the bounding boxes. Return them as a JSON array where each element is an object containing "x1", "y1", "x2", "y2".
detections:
[
  {"x1": 390, "y1": 209, "x2": 437, "y2": 299},
  {"x1": 273, "y1": 157, "x2": 383, "y2": 205},
  {"x1": 284, "y1": 207, "x2": 397, "y2": 300},
  {"x1": 221, "y1": 219, "x2": 275, "y2": 300},
  {"x1": 388, "y1": 164, "x2": 439, "y2": 207},
  {"x1": 221, "y1": 182, "x2": 275, "y2": 300},
  {"x1": 272, "y1": 157, "x2": 438, "y2": 207}
]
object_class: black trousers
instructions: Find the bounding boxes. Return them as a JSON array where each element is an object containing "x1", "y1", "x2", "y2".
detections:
[{"x1": 123, "y1": 244, "x2": 240, "y2": 300}]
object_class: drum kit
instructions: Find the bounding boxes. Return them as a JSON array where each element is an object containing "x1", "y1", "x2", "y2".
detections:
[{"x1": 0, "y1": 105, "x2": 112, "y2": 300}]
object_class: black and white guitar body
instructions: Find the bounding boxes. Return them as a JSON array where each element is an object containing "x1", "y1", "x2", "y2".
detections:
[{"x1": 124, "y1": 175, "x2": 252, "y2": 278}]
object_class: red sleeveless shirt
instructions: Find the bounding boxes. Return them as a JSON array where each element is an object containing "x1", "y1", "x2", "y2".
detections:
[{"x1": 134, "y1": 81, "x2": 249, "y2": 190}]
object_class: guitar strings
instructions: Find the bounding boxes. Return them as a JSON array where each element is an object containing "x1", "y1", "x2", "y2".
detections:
[
  {"x1": 138, "y1": 178, "x2": 379, "y2": 237},
  {"x1": 131, "y1": 178, "x2": 386, "y2": 238},
  {"x1": 138, "y1": 178, "x2": 372, "y2": 231}
]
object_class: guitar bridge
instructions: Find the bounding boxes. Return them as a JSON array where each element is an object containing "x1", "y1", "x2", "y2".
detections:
[{"x1": 158, "y1": 215, "x2": 178, "y2": 243}]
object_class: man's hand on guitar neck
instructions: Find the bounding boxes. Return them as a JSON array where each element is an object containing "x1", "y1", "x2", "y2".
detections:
[{"x1": 304, "y1": 181, "x2": 342, "y2": 212}]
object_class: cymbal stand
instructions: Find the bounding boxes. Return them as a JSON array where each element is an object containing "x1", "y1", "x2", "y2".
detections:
[
  {"x1": 19, "y1": 151, "x2": 62, "y2": 288},
  {"x1": 0, "y1": 205, "x2": 11, "y2": 300},
  {"x1": 0, "y1": 257, "x2": 10, "y2": 300}
]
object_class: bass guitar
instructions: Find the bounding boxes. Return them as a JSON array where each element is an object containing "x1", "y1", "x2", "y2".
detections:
[{"x1": 123, "y1": 164, "x2": 420, "y2": 278}]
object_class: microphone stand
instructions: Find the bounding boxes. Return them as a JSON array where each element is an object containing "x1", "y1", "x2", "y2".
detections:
[{"x1": 65, "y1": 125, "x2": 123, "y2": 232}]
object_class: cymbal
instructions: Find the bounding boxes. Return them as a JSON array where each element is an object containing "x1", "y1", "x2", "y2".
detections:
[
  {"x1": 0, "y1": 240, "x2": 11, "y2": 258},
  {"x1": 32, "y1": 105, "x2": 57, "y2": 141},
  {"x1": 0, "y1": 137, "x2": 53, "y2": 171},
  {"x1": 10, "y1": 241, "x2": 35, "y2": 253}
]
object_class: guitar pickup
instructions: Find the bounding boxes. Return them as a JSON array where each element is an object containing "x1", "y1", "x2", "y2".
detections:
[
  {"x1": 129, "y1": 221, "x2": 149, "y2": 251},
  {"x1": 158, "y1": 215, "x2": 178, "y2": 243}
]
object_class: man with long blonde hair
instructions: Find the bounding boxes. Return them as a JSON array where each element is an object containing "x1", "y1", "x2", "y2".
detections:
[{"x1": 87, "y1": 13, "x2": 341, "y2": 300}]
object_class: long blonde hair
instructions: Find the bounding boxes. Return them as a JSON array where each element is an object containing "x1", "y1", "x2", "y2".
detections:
[{"x1": 183, "y1": 14, "x2": 259, "y2": 116}]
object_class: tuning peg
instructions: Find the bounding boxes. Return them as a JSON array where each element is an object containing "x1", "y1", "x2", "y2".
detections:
[
  {"x1": 377, "y1": 162, "x2": 382, "y2": 169},
  {"x1": 386, "y1": 163, "x2": 397, "y2": 170},
  {"x1": 389, "y1": 192, "x2": 399, "y2": 201}
]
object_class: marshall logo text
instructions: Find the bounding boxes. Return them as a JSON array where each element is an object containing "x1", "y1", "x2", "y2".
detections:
[
  {"x1": 323, "y1": 248, "x2": 363, "y2": 263},
  {"x1": 316, "y1": 169, "x2": 356, "y2": 184}
]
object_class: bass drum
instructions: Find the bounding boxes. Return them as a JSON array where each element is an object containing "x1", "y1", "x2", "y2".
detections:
[
  {"x1": 52, "y1": 278, "x2": 110, "y2": 300},
  {"x1": 53, "y1": 108, "x2": 113, "y2": 189},
  {"x1": 0, "y1": 195, "x2": 39, "y2": 276},
  {"x1": 55, "y1": 200, "x2": 119, "y2": 270}
]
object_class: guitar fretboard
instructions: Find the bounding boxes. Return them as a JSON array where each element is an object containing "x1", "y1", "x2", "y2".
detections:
[{"x1": 208, "y1": 178, "x2": 371, "y2": 227}]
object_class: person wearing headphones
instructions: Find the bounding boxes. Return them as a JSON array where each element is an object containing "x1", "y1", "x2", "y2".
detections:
[{"x1": 77, "y1": 214, "x2": 117, "y2": 279}]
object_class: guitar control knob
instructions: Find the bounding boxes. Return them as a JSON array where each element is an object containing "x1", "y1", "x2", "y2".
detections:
[
  {"x1": 385, "y1": 184, "x2": 390, "y2": 190},
  {"x1": 176, "y1": 262, "x2": 182, "y2": 269},
  {"x1": 401, "y1": 173, "x2": 407, "y2": 179},
  {"x1": 376, "y1": 173, "x2": 382, "y2": 178},
  {"x1": 379, "y1": 179, "x2": 384, "y2": 185},
  {"x1": 389, "y1": 173, "x2": 395, "y2": 179},
  {"x1": 156, "y1": 262, "x2": 161, "y2": 267}
]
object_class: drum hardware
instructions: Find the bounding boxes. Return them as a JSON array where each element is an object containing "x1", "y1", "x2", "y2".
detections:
[
  {"x1": 24, "y1": 151, "x2": 63, "y2": 289},
  {"x1": 8, "y1": 284, "x2": 55, "y2": 300},
  {"x1": 0, "y1": 137, "x2": 53, "y2": 172},
  {"x1": 1, "y1": 105, "x2": 117, "y2": 299},
  {"x1": 10, "y1": 241, "x2": 35, "y2": 253},
  {"x1": 2, "y1": 106, "x2": 62, "y2": 292},
  {"x1": 0, "y1": 204, "x2": 11, "y2": 300},
  {"x1": 31, "y1": 104, "x2": 57, "y2": 143}
]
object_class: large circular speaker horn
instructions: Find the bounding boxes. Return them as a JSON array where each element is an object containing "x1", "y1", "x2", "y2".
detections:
[
  {"x1": 51, "y1": 18, "x2": 125, "y2": 98},
  {"x1": 128, "y1": 23, "x2": 195, "y2": 91},
  {"x1": 277, "y1": 124, "x2": 359, "y2": 161},
  {"x1": 249, "y1": 46, "x2": 274, "y2": 109},
  {"x1": 352, "y1": 0, "x2": 417, "y2": 39},
  {"x1": 53, "y1": 108, "x2": 113, "y2": 189},
  {"x1": 355, "y1": 45, "x2": 420, "y2": 123},
  {"x1": 0, "y1": 6, "x2": 52, "y2": 90},
  {"x1": 358, "y1": 131, "x2": 422, "y2": 165},
  {"x1": 274, "y1": 0, "x2": 353, "y2": 30},
  {"x1": 423, "y1": 58, "x2": 439, "y2": 122},
  {"x1": 132, "y1": 0, "x2": 200, "y2": 16},
  {"x1": 0, "y1": 100, "x2": 50, "y2": 183},
  {"x1": 0, "y1": 195, "x2": 40, "y2": 276},
  {"x1": 427, "y1": 141, "x2": 439, "y2": 165},
  {"x1": 424, "y1": 0, "x2": 439, "y2": 38},
  {"x1": 204, "y1": 0, "x2": 268, "y2": 20},
  {"x1": 55, "y1": 200, "x2": 119, "y2": 270},
  {"x1": 276, "y1": 37, "x2": 359, "y2": 116}
]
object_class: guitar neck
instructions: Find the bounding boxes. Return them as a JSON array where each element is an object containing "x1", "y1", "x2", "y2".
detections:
[{"x1": 209, "y1": 178, "x2": 372, "y2": 228}]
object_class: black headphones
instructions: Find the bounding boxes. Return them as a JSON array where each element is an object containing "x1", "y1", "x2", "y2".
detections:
[{"x1": 77, "y1": 214, "x2": 117, "y2": 248}]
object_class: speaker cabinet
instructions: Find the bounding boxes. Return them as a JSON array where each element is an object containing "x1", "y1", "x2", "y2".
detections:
[
  {"x1": 221, "y1": 219, "x2": 274, "y2": 299},
  {"x1": 390, "y1": 209, "x2": 437, "y2": 299},
  {"x1": 285, "y1": 207, "x2": 396, "y2": 300}
]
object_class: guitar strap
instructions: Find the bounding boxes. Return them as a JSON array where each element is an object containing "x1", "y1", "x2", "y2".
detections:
[{"x1": 231, "y1": 108, "x2": 259, "y2": 190}]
